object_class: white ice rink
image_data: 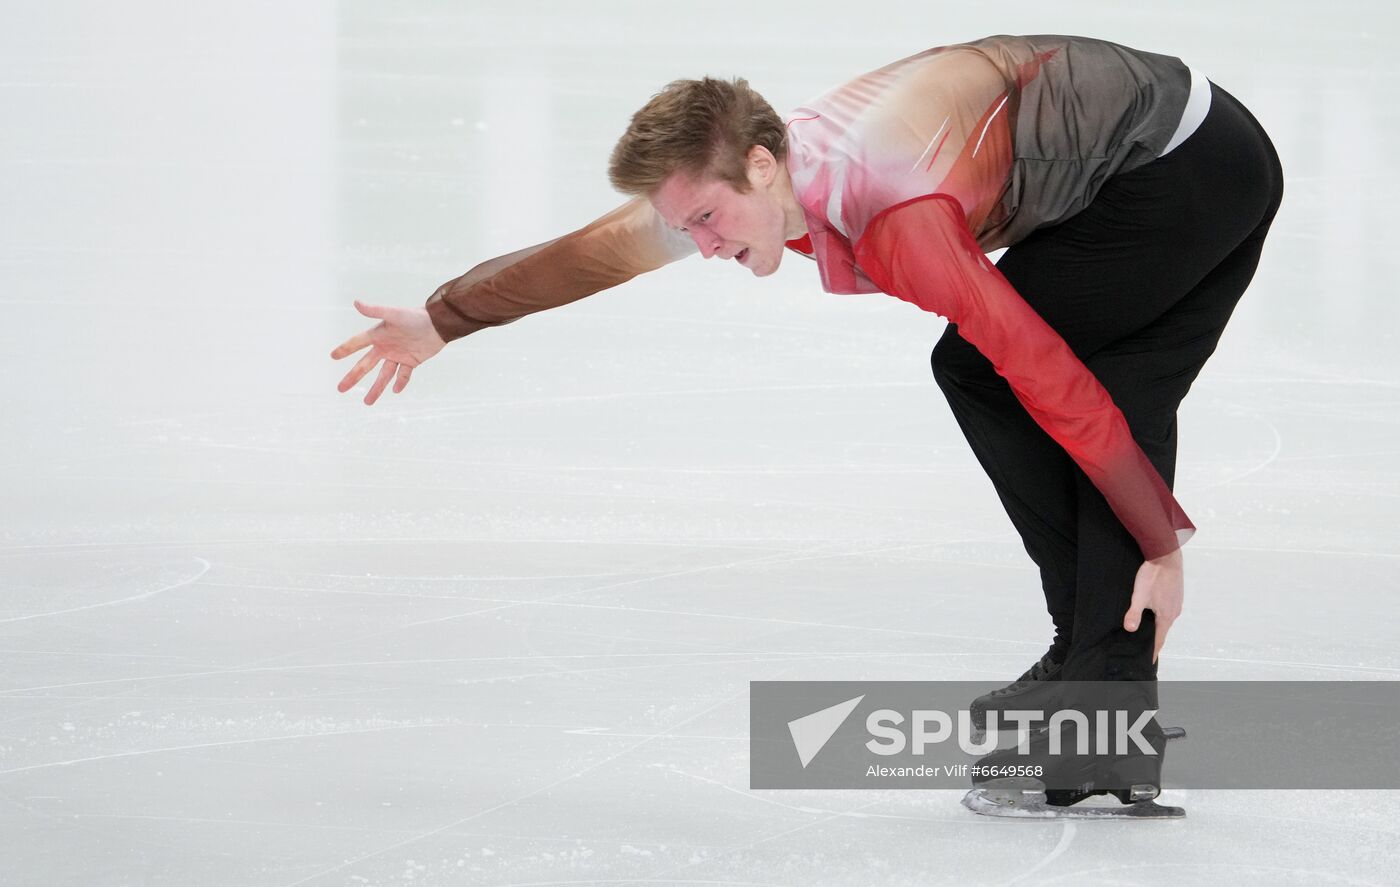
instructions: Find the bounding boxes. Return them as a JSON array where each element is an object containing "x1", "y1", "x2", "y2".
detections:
[{"x1": 3, "y1": 1, "x2": 1399, "y2": 884}]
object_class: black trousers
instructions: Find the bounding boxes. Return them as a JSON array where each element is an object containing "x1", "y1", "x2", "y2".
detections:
[{"x1": 932, "y1": 82, "x2": 1285, "y2": 682}]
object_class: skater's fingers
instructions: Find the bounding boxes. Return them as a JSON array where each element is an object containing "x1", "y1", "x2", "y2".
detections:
[
  {"x1": 1123, "y1": 592, "x2": 1147, "y2": 633},
  {"x1": 337, "y1": 347, "x2": 381, "y2": 394},
  {"x1": 331, "y1": 329, "x2": 374, "y2": 360},
  {"x1": 1152, "y1": 615, "x2": 1173, "y2": 663},
  {"x1": 392, "y1": 363, "x2": 412, "y2": 394},
  {"x1": 354, "y1": 299, "x2": 386, "y2": 319},
  {"x1": 364, "y1": 359, "x2": 397, "y2": 405}
]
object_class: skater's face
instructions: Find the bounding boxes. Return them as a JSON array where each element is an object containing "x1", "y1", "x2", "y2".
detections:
[{"x1": 650, "y1": 145, "x2": 802, "y2": 278}]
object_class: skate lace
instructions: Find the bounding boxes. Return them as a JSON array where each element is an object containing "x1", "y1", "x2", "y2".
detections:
[{"x1": 989, "y1": 652, "x2": 1061, "y2": 697}]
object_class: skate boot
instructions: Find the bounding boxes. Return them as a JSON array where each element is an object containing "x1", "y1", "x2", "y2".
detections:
[
  {"x1": 969, "y1": 647, "x2": 1065, "y2": 743},
  {"x1": 962, "y1": 694, "x2": 1187, "y2": 820}
]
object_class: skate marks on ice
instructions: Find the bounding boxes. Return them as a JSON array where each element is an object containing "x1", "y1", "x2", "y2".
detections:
[
  {"x1": 0, "y1": 556, "x2": 210, "y2": 625},
  {"x1": 266, "y1": 686, "x2": 753, "y2": 887}
]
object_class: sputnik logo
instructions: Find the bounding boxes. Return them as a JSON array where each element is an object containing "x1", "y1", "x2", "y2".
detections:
[{"x1": 787, "y1": 695, "x2": 864, "y2": 768}]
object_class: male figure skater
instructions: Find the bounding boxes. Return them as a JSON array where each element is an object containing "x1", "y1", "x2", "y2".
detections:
[{"x1": 330, "y1": 35, "x2": 1284, "y2": 816}]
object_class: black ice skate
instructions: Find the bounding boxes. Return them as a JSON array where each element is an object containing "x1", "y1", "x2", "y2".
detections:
[
  {"x1": 969, "y1": 647, "x2": 1065, "y2": 743},
  {"x1": 962, "y1": 703, "x2": 1187, "y2": 820}
]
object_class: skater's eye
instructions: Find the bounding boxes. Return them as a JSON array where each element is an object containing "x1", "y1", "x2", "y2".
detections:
[{"x1": 677, "y1": 211, "x2": 711, "y2": 234}]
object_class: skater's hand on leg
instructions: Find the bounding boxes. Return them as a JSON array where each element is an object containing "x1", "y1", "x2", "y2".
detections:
[
  {"x1": 1124, "y1": 550, "x2": 1183, "y2": 663},
  {"x1": 330, "y1": 301, "x2": 446, "y2": 405}
]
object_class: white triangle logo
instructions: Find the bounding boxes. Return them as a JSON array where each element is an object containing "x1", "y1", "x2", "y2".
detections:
[{"x1": 787, "y1": 695, "x2": 865, "y2": 768}]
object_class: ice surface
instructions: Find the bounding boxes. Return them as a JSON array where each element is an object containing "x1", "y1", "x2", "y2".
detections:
[{"x1": 2, "y1": 1, "x2": 1398, "y2": 885}]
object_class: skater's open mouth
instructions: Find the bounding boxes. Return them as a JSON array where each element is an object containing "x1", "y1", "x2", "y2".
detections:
[{"x1": 735, "y1": 248, "x2": 749, "y2": 263}]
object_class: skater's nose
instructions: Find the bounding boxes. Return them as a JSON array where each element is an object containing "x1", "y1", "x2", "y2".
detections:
[
  {"x1": 688, "y1": 226, "x2": 722, "y2": 257},
  {"x1": 692, "y1": 231, "x2": 723, "y2": 259}
]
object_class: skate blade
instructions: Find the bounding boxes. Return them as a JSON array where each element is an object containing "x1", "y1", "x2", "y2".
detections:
[{"x1": 962, "y1": 788, "x2": 1185, "y2": 820}]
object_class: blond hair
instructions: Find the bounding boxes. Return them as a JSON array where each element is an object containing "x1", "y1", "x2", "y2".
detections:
[{"x1": 608, "y1": 76, "x2": 786, "y2": 196}]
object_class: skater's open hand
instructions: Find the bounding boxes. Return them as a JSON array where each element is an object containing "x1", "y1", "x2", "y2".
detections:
[
  {"x1": 330, "y1": 300, "x2": 446, "y2": 405},
  {"x1": 1124, "y1": 550, "x2": 1183, "y2": 664}
]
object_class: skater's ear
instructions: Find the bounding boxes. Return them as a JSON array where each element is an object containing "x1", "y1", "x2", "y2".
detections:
[{"x1": 745, "y1": 145, "x2": 780, "y2": 189}]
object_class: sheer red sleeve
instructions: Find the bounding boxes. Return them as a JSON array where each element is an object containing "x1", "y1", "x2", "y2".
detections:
[{"x1": 853, "y1": 194, "x2": 1194, "y2": 560}]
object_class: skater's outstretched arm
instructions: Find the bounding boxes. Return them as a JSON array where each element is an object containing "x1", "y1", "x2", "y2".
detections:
[{"x1": 330, "y1": 197, "x2": 695, "y2": 404}]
